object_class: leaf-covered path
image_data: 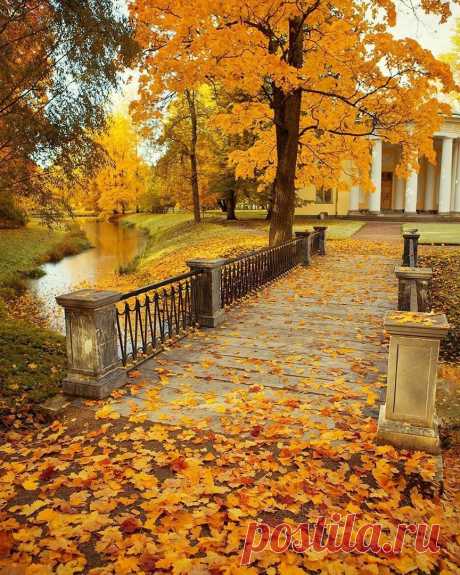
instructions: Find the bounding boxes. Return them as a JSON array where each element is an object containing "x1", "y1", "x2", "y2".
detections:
[
  {"x1": 1, "y1": 241, "x2": 459, "y2": 575},
  {"x1": 112, "y1": 245, "x2": 394, "y2": 435}
]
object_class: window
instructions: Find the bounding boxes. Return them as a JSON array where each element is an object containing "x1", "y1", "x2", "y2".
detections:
[{"x1": 315, "y1": 187, "x2": 333, "y2": 204}]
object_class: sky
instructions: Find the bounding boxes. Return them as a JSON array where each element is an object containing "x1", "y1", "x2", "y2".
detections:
[{"x1": 112, "y1": 3, "x2": 460, "y2": 112}]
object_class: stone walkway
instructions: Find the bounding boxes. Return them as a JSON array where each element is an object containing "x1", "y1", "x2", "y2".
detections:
[
  {"x1": 112, "y1": 245, "x2": 398, "y2": 438},
  {"x1": 352, "y1": 221, "x2": 402, "y2": 241}
]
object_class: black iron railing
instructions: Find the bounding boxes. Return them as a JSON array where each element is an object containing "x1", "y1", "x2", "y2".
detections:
[
  {"x1": 116, "y1": 271, "x2": 201, "y2": 366},
  {"x1": 221, "y1": 237, "x2": 304, "y2": 307}
]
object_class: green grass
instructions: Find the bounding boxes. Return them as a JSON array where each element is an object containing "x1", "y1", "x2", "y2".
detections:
[
  {"x1": 0, "y1": 318, "x2": 67, "y2": 415},
  {"x1": 0, "y1": 222, "x2": 91, "y2": 294},
  {"x1": 199, "y1": 211, "x2": 365, "y2": 239},
  {"x1": 402, "y1": 223, "x2": 460, "y2": 245},
  {"x1": 292, "y1": 218, "x2": 365, "y2": 239},
  {"x1": 121, "y1": 213, "x2": 193, "y2": 242}
]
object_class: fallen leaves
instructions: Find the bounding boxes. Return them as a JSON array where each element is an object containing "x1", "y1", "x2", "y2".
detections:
[{"x1": 0, "y1": 243, "x2": 459, "y2": 574}]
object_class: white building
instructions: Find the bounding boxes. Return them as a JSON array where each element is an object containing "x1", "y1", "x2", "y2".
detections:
[{"x1": 296, "y1": 113, "x2": 460, "y2": 217}]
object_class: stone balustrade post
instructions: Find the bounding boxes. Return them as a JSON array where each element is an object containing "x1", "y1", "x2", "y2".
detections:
[
  {"x1": 377, "y1": 311, "x2": 449, "y2": 454},
  {"x1": 56, "y1": 289, "x2": 125, "y2": 399},
  {"x1": 395, "y1": 266, "x2": 433, "y2": 312},
  {"x1": 402, "y1": 229, "x2": 420, "y2": 266},
  {"x1": 186, "y1": 258, "x2": 226, "y2": 327},
  {"x1": 313, "y1": 226, "x2": 327, "y2": 256},
  {"x1": 295, "y1": 231, "x2": 312, "y2": 266}
]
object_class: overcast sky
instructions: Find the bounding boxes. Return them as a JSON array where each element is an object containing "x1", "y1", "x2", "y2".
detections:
[{"x1": 113, "y1": 5, "x2": 460, "y2": 111}]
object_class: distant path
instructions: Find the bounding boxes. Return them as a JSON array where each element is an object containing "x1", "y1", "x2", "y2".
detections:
[{"x1": 352, "y1": 221, "x2": 402, "y2": 241}]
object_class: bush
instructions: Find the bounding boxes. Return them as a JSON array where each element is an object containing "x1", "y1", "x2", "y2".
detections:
[
  {"x1": 0, "y1": 198, "x2": 28, "y2": 228},
  {"x1": 43, "y1": 225, "x2": 92, "y2": 263}
]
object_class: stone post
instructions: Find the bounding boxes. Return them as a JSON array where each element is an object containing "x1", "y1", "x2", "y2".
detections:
[
  {"x1": 186, "y1": 258, "x2": 226, "y2": 327},
  {"x1": 395, "y1": 266, "x2": 433, "y2": 312},
  {"x1": 313, "y1": 226, "x2": 327, "y2": 256},
  {"x1": 295, "y1": 231, "x2": 312, "y2": 266},
  {"x1": 56, "y1": 289, "x2": 125, "y2": 399},
  {"x1": 377, "y1": 311, "x2": 450, "y2": 454},
  {"x1": 402, "y1": 229, "x2": 420, "y2": 267}
]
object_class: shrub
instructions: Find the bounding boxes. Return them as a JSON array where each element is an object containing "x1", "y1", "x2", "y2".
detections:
[{"x1": 0, "y1": 198, "x2": 28, "y2": 228}]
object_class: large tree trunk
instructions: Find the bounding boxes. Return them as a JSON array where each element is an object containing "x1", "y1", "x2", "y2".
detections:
[
  {"x1": 185, "y1": 89, "x2": 201, "y2": 224},
  {"x1": 269, "y1": 18, "x2": 304, "y2": 246},
  {"x1": 227, "y1": 190, "x2": 237, "y2": 220}
]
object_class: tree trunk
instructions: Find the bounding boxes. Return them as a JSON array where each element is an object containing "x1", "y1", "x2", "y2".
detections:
[
  {"x1": 227, "y1": 190, "x2": 237, "y2": 220},
  {"x1": 185, "y1": 89, "x2": 201, "y2": 224},
  {"x1": 269, "y1": 18, "x2": 304, "y2": 246},
  {"x1": 266, "y1": 180, "x2": 276, "y2": 221}
]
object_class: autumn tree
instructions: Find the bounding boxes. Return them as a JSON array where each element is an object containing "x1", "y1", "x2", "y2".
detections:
[
  {"x1": 130, "y1": 0, "x2": 455, "y2": 244},
  {"x1": 72, "y1": 114, "x2": 149, "y2": 216},
  {"x1": 140, "y1": 88, "x2": 221, "y2": 218},
  {"x1": 442, "y1": 18, "x2": 460, "y2": 88},
  {"x1": 0, "y1": 1, "x2": 136, "y2": 222}
]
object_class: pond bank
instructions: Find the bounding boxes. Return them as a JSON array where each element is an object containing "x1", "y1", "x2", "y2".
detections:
[
  {"x1": 0, "y1": 223, "x2": 91, "y2": 298},
  {"x1": 0, "y1": 223, "x2": 91, "y2": 421}
]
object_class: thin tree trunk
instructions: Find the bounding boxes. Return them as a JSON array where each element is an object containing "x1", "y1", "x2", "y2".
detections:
[
  {"x1": 185, "y1": 89, "x2": 201, "y2": 224},
  {"x1": 227, "y1": 190, "x2": 237, "y2": 220},
  {"x1": 269, "y1": 18, "x2": 304, "y2": 246}
]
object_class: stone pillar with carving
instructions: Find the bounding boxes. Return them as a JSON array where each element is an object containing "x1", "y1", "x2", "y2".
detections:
[
  {"x1": 295, "y1": 231, "x2": 312, "y2": 266},
  {"x1": 187, "y1": 259, "x2": 226, "y2": 327},
  {"x1": 377, "y1": 311, "x2": 449, "y2": 454},
  {"x1": 56, "y1": 289, "x2": 125, "y2": 399}
]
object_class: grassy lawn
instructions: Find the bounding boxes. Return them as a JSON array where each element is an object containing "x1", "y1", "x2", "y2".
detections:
[
  {"x1": 402, "y1": 223, "x2": 460, "y2": 245},
  {"x1": 293, "y1": 217, "x2": 365, "y2": 239},
  {"x1": 0, "y1": 221, "x2": 91, "y2": 294},
  {"x1": 0, "y1": 313, "x2": 67, "y2": 418},
  {"x1": 203, "y1": 211, "x2": 365, "y2": 239}
]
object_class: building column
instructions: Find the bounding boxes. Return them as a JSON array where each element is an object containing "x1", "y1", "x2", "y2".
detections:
[
  {"x1": 348, "y1": 185, "x2": 360, "y2": 213},
  {"x1": 451, "y1": 141, "x2": 459, "y2": 212},
  {"x1": 405, "y1": 169, "x2": 418, "y2": 214},
  {"x1": 455, "y1": 142, "x2": 460, "y2": 213},
  {"x1": 369, "y1": 138, "x2": 382, "y2": 213},
  {"x1": 424, "y1": 160, "x2": 436, "y2": 212},
  {"x1": 438, "y1": 136, "x2": 453, "y2": 214},
  {"x1": 394, "y1": 176, "x2": 405, "y2": 211}
]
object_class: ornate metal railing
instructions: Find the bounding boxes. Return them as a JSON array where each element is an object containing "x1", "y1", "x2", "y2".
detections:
[
  {"x1": 116, "y1": 271, "x2": 201, "y2": 366},
  {"x1": 56, "y1": 227, "x2": 327, "y2": 397},
  {"x1": 221, "y1": 237, "x2": 304, "y2": 307}
]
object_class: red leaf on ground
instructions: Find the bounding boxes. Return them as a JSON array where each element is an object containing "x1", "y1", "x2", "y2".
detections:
[
  {"x1": 39, "y1": 465, "x2": 55, "y2": 481},
  {"x1": 140, "y1": 553, "x2": 160, "y2": 573},
  {"x1": 120, "y1": 516, "x2": 141, "y2": 534},
  {"x1": 170, "y1": 456, "x2": 188, "y2": 472},
  {"x1": 0, "y1": 531, "x2": 13, "y2": 558}
]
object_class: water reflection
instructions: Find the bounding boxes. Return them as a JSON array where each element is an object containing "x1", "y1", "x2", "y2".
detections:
[{"x1": 28, "y1": 219, "x2": 146, "y2": 332}]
